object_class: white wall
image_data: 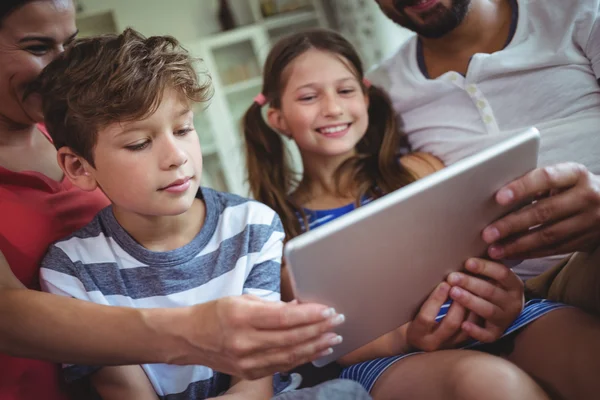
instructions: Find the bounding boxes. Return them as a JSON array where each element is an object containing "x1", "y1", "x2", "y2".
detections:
[{"x1": 368, "y1": 0, "x2": 414, "y2": 62}]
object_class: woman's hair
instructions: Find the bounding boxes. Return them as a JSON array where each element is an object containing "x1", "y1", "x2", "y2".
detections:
[
  {"x1": 32, "y1": 28, "x2": 212, "y2": 167},
  {"x1": 0, "y1": 0, "x2": 34, "y2": 25},
  {"x1": 243, "y1": 28, "x2": 415, "y2": 240}
]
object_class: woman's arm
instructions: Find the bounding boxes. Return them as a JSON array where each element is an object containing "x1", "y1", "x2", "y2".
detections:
[
  {"x1": 91, "y1": 366, "x2": 159, "y2": 400},
  {"x1": 0, "y1": 251, "x2": 345, "y2": 379}
]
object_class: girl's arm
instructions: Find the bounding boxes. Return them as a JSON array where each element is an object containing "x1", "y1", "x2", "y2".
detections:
[
  {"x1": 91, "y1": 366, "x2": 159, "y2": 400},
  {"x1": 212, "y1": 375, "x2": 273, "y2": 400}
]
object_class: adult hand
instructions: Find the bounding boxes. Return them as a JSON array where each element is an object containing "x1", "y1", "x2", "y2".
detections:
[
  {"x1": 447, "y1": 258, "x2": 524, "y2": 343},
  {"x1": 405, "y1": 282, "x2": 478, "y2": 352},
  {"x1": 482, "y1": 163, "x2": 600, "y2": 260},
  {"x1": 173, "y1": 295, "x2": 345, "y2": 380}
]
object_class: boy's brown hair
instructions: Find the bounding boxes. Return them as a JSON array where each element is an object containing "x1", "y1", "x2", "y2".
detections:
[{"x1": 33, "y1": 28, "x2": 212, "y2": 167}]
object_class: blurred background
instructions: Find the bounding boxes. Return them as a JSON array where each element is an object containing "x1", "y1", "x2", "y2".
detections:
[{"x1": 73, "y1": 0, "x2": 413, "y2": 195}]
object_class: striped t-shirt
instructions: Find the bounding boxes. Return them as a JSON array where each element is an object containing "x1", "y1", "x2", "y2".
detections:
[{"x1": 39, "y1": 187, "x2": 283, "y2": 400}]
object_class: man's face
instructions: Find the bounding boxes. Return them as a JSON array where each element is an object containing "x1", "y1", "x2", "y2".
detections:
[{"x1": 375, "y1": 0, "x2": 471, "y2": 38}]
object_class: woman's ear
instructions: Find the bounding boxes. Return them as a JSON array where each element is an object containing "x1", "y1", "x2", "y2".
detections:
[
  {"x1": 56, "y1": 147, "x2": 98, "y2": 191},
  {"x1": 267, "y1": 107, "x2": 292, "y2": 139}
]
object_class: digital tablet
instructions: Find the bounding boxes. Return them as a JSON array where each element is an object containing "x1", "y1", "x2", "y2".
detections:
[{"x1": 284, "y1": 127, "x2": 540, "y2": 367}]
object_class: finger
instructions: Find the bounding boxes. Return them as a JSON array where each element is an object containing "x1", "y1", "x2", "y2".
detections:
[
  {"x1": 245, "y1": 312, "x2": 345, "y2": 353},
  {"x1": 461, "y1": 320, "x2": 502, "y2": 343},
  {"x1": 448, "y1": 285, "x2": 504, "y2": 323},
  {"x1": 488, "y1": 213, "x2": 599, "y2": 259},
  {"x1": 451, "y1": 311, "x2": 480, "y2": 346},
  {"x1": 460, "y1": 258, "x2": 523, "y2": 293},
  {"x1": 499, "y1": 230, "x2": 600, "y2": 260},
  {"x1": 483, "y1": 188, "x2": 588, "y2": 244},
  {"x1": 431, "y1": 301, "x2": 466, "y2": 347},
  {"x1": 495, "y1": 163, "x2": 586, "y2": 206},
  {"x1": 411, "y1": 283, "x2": 451, "y2": 337},
  {"x1": 245, "y1": 331, "x2": 344, "y2": 375},
  {"x1": 250, "y1": 300, "x2": 339, "y2": 330}
]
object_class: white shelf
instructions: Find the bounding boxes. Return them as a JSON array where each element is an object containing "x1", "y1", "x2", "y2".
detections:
[
  {"x1": 223, "y1": 77, "x2": 263, "y2": 95},
  {"x1": 263, "y1": 10, "x2": 318, "y2": 30}
]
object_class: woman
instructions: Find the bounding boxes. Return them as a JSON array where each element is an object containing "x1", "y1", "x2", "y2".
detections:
[{"x1": 0, "y1": 2, "x2": 351, "y2": 399}]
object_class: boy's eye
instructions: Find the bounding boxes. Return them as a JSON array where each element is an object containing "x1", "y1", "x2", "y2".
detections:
[
  {"x1": 339, "y1": 88, "x2": 356, "y2": 95},
  {"x1": 299, "y1": 95, "x2": 317, "y2": 102},
  {"x1": 175, "y1": 127, "x2": 194, "y2": 136},
  {"x1": 125, "y1": 140, "x2": 150, "y2": 151}
]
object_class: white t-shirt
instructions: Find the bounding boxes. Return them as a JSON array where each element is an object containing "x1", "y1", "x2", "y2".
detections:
[{"x1": 369, "y1": 0, "x2": 600, "y2": 279}]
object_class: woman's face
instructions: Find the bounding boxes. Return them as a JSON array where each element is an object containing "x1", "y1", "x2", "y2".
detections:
[{"x1": 0, "y1": 0, "x2": 76, "y2": 126}]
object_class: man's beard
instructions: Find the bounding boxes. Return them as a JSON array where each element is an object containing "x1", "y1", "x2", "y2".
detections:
[{"x1": 389, "y1": 0, "x2": 471, "y2": 39}]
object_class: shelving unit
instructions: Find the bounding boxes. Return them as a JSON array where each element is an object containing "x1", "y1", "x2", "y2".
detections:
[{"x1": 75, "y1": 0, "x2": 329, "y2": 196}]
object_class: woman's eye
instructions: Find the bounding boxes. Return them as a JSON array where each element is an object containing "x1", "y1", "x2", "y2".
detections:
[
  {"x1": 125, "y1": 141, "x2": 150, "y2": 151},
  {"x1": 175, "y1": 127, "x2": 194, "y2": 136},
  {"x1": 26, "y1": 45, "x2": 50, "y2": 55}
]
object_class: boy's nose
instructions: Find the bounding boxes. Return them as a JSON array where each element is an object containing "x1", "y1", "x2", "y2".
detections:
[{"x1": 161, "y1": 139, "x2": 188, "y2": 169}]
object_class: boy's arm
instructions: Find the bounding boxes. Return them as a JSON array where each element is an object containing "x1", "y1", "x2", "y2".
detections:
[{"x1": 91, "y1": 365, "x2": 159, "y2": 400}]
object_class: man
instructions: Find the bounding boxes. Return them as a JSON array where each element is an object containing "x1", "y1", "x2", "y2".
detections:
[{"x1": 370, "y1": 0, "x2": 600, "y2": 312}]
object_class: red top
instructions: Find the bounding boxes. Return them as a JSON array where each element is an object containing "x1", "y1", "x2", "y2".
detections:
[{"x1": 0, "y1": 126, "x2": 109, "y2": 400}]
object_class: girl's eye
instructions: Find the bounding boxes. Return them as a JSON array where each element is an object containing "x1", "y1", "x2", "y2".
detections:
[
  {"x1": 339, "y1": 88, "x2": 356, "y2": 95},
  {"x1": 125, "y1": 141, "x2": 150, "y2": 151},
  {"x1": 175, "y1": 127, "x2": 194, "y2": 136}
]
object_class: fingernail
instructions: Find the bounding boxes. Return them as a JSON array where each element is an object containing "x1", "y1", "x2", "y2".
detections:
[
  {"x1": 448, "y1": 272, "x2": 461, "y2": 284},
  {"x1": 450, "y1": 287, "x2": 462, "y2": 298},
  {"x1": 331, "y1": 314, "x2": 345, "y2": 326},
  {"x1": 319, "y1": 348, "x2": 333, "y2": 357},
  {"x1": 322, "y1": 308, "x2": 336, "y2": 318},
  {"x1": 483, "y1": 227, "x2": 500, "y2": 243},
  {"x1": 465, "y1": 259, "x2": 477, "y2": 270},
  {"x1": 489, "y1": 245, "x2": 504, "y2": 259},
  {"x1": 329, "y1": 335, "x2": 343, "y2": 346},
  {"x1": 497, "y1": 188, "x2": 514, "y2": 204}
]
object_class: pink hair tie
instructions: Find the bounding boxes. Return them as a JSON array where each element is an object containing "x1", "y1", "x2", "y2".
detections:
[
  {"x1": 363, "y1": 78, "x2": 372, "y2": 88},
  {"x1": 254, "y1": 93, "x2": 267, "y2": 106}
]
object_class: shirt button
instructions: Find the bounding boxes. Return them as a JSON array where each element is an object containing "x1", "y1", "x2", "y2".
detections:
[
  {"x1": 477, "y1": 100, "x2": 486, "y2": 109},
  {"x1": 450, "y1": 73, "x2": 459, "y2": 81},
  {"x1": 484, "y1": 115, "x2": 494, "y2": 124},
  {"x1": 467, "y1": 85, "x2": 477, "y2": 94}
]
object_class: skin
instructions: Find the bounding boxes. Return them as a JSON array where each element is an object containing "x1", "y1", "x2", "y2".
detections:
[
  {"x1": 0, "y1": 0, "x2": 346, "y2": 383},
  {"x1": 375, "y1": 0, "x2": 600, "y2": 261}
]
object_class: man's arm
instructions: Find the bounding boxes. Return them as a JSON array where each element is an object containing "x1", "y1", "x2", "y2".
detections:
[
  {"x1": 586, "y1": 2, "x2": 600, "y2": 84},
  {"x1": 0, "y1": 250, "x2": 345, "y2": 379}
]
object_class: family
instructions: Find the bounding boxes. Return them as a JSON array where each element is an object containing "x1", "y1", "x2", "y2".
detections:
[{"x1": 1, "y1": 0, "x2": 599, "y2": 399}]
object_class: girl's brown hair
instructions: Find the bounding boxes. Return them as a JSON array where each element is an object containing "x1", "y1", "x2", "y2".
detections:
[{"x1": 243, "y1": 29, "x2": 415, "y2": 240}]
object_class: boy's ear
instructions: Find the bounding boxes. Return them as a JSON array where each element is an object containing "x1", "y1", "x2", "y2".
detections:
[
  {"x1": 266, "y1": 108, "x2": 292, "y2": 139},
  {"x1": 56, "y1": 147, "x2": 98, "y2": 192}
]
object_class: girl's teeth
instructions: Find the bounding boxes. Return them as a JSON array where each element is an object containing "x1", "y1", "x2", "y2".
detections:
[{"x1": 321, "y1": 125, "x2": 348, "y2": 134}]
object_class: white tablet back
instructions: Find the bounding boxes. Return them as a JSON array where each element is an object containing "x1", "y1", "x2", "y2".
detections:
[{"x1": 284, "y1": 128, "x2": 540, "y2": 367}]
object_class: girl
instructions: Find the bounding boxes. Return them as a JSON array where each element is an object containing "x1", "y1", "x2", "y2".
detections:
[{"x1": 242, "y1": 29, "x2": 600, "y2": 400}]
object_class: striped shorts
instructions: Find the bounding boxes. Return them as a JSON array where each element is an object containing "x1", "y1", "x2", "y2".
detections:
[{"x1": 339, "y1": 299, "x2": 568, "y2": 393}]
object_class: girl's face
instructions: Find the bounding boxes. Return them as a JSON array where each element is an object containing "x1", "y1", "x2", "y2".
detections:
[
  {"x1": 0, "y1": 0, "x2": 76, "y2": 126},
  {"x1": 268, "y1": 49, "x2": 369, "y2": 162}
]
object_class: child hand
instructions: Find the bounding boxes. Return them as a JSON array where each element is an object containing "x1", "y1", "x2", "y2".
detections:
[
  {"x1": 405, "y1": 282, "x2": 479, "y2": 352},
  {"x1": 447, "y1": 258, "x2": 524, "y2": 343}
]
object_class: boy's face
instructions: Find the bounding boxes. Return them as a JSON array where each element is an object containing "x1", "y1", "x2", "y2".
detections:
[{"x1": 86, "y1": 88, "x2": 203, "y2": 217}]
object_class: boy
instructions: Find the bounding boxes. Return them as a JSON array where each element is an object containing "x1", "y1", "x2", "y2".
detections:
[{"x1": 36, "y1": 28, "x2": 280, "y2": 399}]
